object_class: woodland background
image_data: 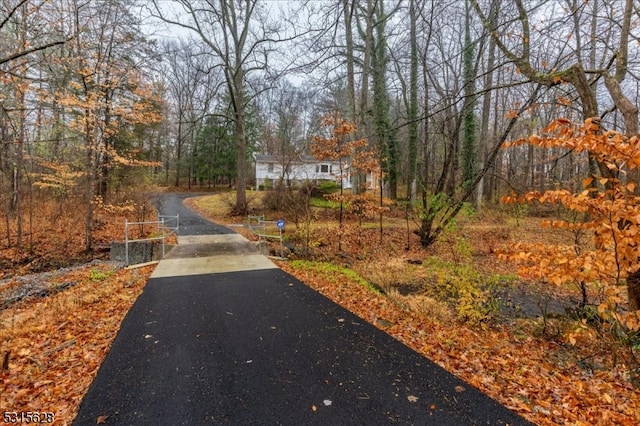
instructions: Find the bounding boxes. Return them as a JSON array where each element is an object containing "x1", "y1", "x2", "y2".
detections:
[
  {"x1": 1, "y1": 1, "x2": 640, "y2": 423},
  {"x1": 2, "y1": 0, "x2": 639, "y2": 253}
]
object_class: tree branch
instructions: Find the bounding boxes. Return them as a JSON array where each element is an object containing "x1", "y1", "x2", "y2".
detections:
[
  {"x1": 0, "y1": 38, "x2": 70, "y2": 67},
  {"x1": 0, "y1": 0, "x2": 28, "y2": 31}
]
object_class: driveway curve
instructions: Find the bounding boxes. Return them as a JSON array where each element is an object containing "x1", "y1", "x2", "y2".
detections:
[{"x1": 154, "y1": 192, "x2": 235, "y2": 236}]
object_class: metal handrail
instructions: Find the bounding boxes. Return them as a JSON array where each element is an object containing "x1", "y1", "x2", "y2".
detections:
[
  {"x1": 124, "y1": 215, "x2": 178, "y2": 266},
  {"x1": 247, "y1": 216, "x2": 284, "y2": 258},
  {"x1": 158, "y1": 214, "x2": 179, "y2": 235}
]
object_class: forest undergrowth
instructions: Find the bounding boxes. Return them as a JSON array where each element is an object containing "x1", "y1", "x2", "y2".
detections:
[
  {"x1": 0, "y1": 191, "x2": 161, "y2": 278},
  {"x1": 1, "y1": 190, "x2": 639, "y2": 425}
]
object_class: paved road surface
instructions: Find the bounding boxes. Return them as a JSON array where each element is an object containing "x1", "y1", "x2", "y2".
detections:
[
  {"x1": 73, "y1": 194, "x2": 531, "y2": 425},
  {"x1": 154, "y1": 193, "x2": 235, "y2": 236}
]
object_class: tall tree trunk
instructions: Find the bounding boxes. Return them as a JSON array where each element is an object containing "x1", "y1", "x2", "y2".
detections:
[
  {"x1": 406, "y1": 0, "x2": 419, "y2": 200},
  {"x1": 358, "y1": 0, "x2": 373, "y2": 128},
  {"x1": 15, "y1": 91, "x2": 25, "y2": 248},
  {"x1": 234, "y1": 67, "x2": 248, "y2": 214},
  {"x1": 372, "y1": 0, "x2": 398, "y2": 200},
  {"x1": 612, "y1": 11, "x2": 640, "y2": 311},
  {"x1": 84, "y1": 109, "x2": 96, "y2": 252},
  {"x1": 342, "y1": 0, "x2": 356, "y2": 123},
  {"x1": 475, "y1": 0, "x2": 499, "y2": 212},
  {"x1": 0, "y1": 106, "x2": 11, "y2": 246},
  {"x1": 600, "y1": 0, "x2": 639, "y2": 311},
  {"x1": 354, "y1": 0, "x2": 374, "y2": 195},
  {"x1": 13, "y1": 8, "x2": 28, "y2": 248},
  {"x1": 99, "y1": 91, "x2": 113, "y2": 201},
  {"x1": 461, "y1": 0, "x2": 477, "y2": 192},
  {"x1": 175, "y1": 118, "x2": 183, "y2": 187}
]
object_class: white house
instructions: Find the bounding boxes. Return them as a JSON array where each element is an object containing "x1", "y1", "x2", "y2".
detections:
[{"x1": 254, "y1": 154, "x2": 352, "y2": 189}]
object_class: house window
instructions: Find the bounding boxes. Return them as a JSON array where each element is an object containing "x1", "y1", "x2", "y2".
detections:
[
  {"x1": 268, "y1": 163, "x2": 274, "y2": 173},
  {"x1": 316, "y1": 165, "x2": 319, "y2": 173},
  {"x1": 320, "y1": 164, "x2": 329, "y2": 173}
]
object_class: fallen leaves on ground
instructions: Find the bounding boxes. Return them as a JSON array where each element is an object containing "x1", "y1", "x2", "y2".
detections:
[
  {"x1": 0, "y1": 263, "x2": 154, "y2": 425},
  {"x1": 277, "y1": 260, "x2": 640, "y2": 425},
  {"x1": 0, "y1": 192, "x2": 168, "y2": 278}
]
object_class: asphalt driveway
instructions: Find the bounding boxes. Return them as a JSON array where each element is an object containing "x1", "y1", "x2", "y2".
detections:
[{"x1": 73, "y1": 194, "x2": 531, "y2": 425}]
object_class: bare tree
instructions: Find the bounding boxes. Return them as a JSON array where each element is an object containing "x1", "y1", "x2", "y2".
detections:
[
  {"x1": 0, "y1": 0, "x2": 70, "y2": 67},
  {"x1": 471, "y1": 0, "x2": 638, "y2": 177},
  {"x1": 0, "y1": 0, "x2": 73, "y2": 247},
  {"x1": 59, "y1": 0, "x2": 160, "y2": 250},
  {"x1": 474, "y1": 0, "x2": 499, "y2": 211},
  {"x1": 150, "y1": 0, "x2": 297, "y2": 214},
  {"x1": 162, "y1": 40, "x2": 221, "y2": 187}
]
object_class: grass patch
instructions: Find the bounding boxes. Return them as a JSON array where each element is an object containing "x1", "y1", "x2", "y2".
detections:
[
  {"x1": 189, "y1": 191, "x2": 266, "y2": 218},
  {"x1": 289, "y1": 260, "x2": 381, "y2": 295},
  {"x1": 89, "y1": 267, "x2": 114, "y2": 282},
  {"x1": 309, "y1": 197, "x2": 341, "y2": 209}
]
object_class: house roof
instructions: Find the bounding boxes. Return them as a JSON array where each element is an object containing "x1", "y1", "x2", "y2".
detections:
[
  {"x1": 253, "y1": 153, "x2": 342, "y2": 164},
  {"x1": 253, "y1": 154, "x2": 279, "y2": 163}
]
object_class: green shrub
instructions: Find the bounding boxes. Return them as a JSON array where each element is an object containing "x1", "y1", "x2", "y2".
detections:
[
  {"x1": 425, "y1": 258, "x2": 516, "y2": 325},
  {"x1": 89, "y1": 268, "x2": 114, "y2": 282},
  {"x1": 316, "y1": 180, "x2": 340, "y2": 195}
]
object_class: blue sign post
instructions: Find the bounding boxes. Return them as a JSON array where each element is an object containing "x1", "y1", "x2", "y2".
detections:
[{"x1": 276, "y1": 219, "x2": 285, "y2": 257}]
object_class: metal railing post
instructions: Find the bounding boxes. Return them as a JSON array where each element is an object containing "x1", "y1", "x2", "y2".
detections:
[
  {"x1": 161, "y1": 218, "x2": 165, "y2": 258},
  {"x1": 125, "y1": 219, "x2": 129, "y2": 266}
]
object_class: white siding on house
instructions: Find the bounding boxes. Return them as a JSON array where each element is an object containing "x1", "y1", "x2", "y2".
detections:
[{"x1": 254, "y1": 154, "x2": 351, "y2": 189}]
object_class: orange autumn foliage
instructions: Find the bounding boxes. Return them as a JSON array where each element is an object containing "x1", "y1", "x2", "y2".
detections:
[
  {"x1": 310, "y1": 113, "x2": 382, "y2": 222},
  {"x1": 310, "y1": 112, "x2": 379, "y2": 179},
  {"x1": 500, "y1": 117, "x2": 640, "y2": 331}
]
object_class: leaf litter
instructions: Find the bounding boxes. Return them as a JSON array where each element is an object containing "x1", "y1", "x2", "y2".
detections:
[{"x1": 0, "y1": 261, "x2": 154, "y2": 424}]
